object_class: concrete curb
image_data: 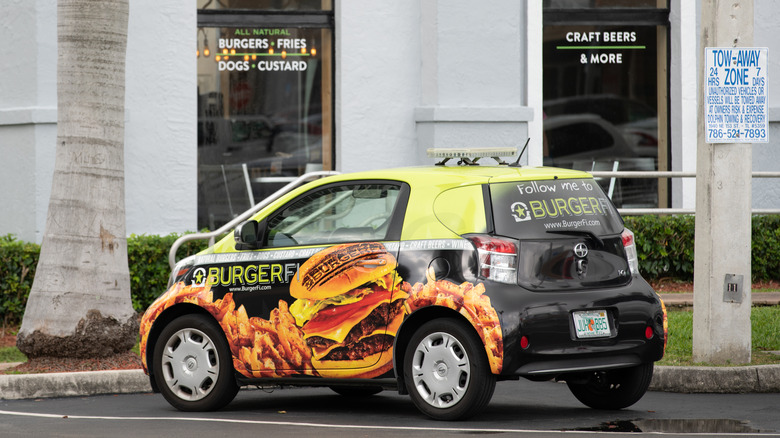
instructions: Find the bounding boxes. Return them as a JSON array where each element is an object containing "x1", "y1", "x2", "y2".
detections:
[
  {"x1": 1, "y1": 365, "x2": 778, "y2": 401},
  {"x1": 650, "y1": 365, "x2": 780, "y2": 393},
  {"x1": 0, "y1": 369, "x2": 151, "y2": 400}
]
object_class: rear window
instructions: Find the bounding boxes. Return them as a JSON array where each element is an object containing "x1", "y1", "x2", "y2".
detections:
[{"x1": 490, "y1": 178, "x2": 624, "y2": 238}]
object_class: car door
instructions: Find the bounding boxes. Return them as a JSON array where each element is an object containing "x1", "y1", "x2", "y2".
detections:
[{"x1": 229, "y1": 180, "x2": 409, "y2": 378}]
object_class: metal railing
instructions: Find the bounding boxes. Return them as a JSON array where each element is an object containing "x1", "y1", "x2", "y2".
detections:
[
  {"x1": 168, "y1": 170, "x2": 340, "y2": 269},
  {"x1": 170, "y1": 168, "x2": 780, "y2": 267},
  {"x1": 589, "y1": 170, "x2": 780, "y2": 215}
]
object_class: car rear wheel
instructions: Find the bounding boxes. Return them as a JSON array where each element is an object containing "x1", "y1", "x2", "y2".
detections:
[
  {"x1": 403, "y1": 318, "x2": 496, "y2": 421},
  {"x1": 152, "y1": 314, "x2": 238, "y2": 411},
  {"x1": 566, "y1": 363, "x2": 654, "y2": 410}
]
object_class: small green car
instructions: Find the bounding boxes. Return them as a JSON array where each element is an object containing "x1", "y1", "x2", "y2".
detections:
[{"x1": 139, "y1": 148, "x2": 667, "y2": 420}]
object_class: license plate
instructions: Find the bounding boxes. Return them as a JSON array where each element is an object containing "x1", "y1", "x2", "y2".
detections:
[{"x1": 573, "y1": 310, "x2": 611, "y2": 339}]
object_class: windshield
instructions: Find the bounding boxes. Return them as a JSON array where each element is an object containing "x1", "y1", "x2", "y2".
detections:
[{"x1": 490, "y1": 178, "x2": 624, "y2": 239}]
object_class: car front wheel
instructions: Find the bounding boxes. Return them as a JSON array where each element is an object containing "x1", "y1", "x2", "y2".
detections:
[
  {"x1": 403, "y1": 318, "x2": 496, "y2": 421},
  {"x1": 152, "y1": 314, "x2": 238, "y2": 411},
  {"x1": 566, "y1": 363, "x2": 654, "y2": 410}
]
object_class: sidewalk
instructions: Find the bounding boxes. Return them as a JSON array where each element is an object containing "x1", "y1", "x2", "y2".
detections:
[{"x1": 659, "y1": 291, "x2": 780, "y2": 307}]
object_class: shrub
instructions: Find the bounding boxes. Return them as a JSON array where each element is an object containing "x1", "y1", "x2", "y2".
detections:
[
  {"x1": 0, "y1": 236, "x2": 40, "y2": 327},
  {"x1": 624, "y1": 215, "x2": 780, "y2": 283},
  {"x1": 751, "y1": 215, "x2": 780, "y2": 282},
  {"x1": 127, "y1": 234, "x2": 209, "y2": 313},
  {"x1": 0, "y1": 233, "x2": 208, "y2": 325},
  {"x1": 624, "y1": 215, "x2": 696, "y2": 281}
]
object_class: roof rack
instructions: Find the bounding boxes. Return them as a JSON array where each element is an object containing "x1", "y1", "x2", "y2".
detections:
[{"x1": 427, "y1": 147, "x2": 519, "y2": 166}]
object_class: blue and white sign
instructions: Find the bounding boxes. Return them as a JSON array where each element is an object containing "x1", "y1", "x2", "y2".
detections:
[{"x1": 705, "y1": 47, "x2": 768, "y2": 143}]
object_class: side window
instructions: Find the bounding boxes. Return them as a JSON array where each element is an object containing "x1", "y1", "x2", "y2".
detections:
[{"x1": 265, "y1": 183, "x2": 402, "y2": 247}]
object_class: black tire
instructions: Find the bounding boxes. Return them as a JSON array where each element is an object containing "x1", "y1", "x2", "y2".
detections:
[
  {"x1": 566, "y1": 363, "x2": 654, "y2": 410},
  {"x1": 329, "y1": 385, "x2": 384, "y2": 397},
  {"x1": 152, "y1": 314, "x2": 239, "y2": 411},
  {"x1": 403, "y1": 318, "x2": 496, "y2": 421}
]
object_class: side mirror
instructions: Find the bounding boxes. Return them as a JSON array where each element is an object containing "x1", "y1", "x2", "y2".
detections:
[{"x1": 234, "y1": 220, "x2": 259, "y2": 248}]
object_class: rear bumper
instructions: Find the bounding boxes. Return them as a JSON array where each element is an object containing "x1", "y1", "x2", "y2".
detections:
[
  {"x1": 489, "y1": 276, "x2": 666, "y2": 377},
  {"x1": 514, "y1": 354, "x2": 643, "y2": 376}
]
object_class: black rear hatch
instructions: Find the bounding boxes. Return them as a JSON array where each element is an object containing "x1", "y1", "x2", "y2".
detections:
[{"x1": 489, "y1": 178, "x2": 631, "y2": 290}]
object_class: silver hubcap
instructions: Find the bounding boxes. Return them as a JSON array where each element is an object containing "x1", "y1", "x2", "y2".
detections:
[
  {"x1": 161, "y1": 328, "x2": 219, "y2": 401},
  {"x1": 411, "y1": 331, "x2": 471, "y2": 409}
]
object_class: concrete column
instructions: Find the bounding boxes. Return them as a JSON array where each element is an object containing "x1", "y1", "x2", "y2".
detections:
[
  {"x1": 0, "y1": 0, "x2": 57, "y2": 243},
  {"x1": 414, "y1": 0, "x2": 531, "y2": 164},
  {"x1": 669, "y1": 0, "x2": 698, "y2": 209},
  {"x1": 693, "y1": 0, "x2": 752, "y2": 364},
  {"x1": 525, "y1": 0, "x2": 544, "y2": 167}
]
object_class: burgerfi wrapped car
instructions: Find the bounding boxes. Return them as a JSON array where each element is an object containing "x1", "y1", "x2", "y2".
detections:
[{"x1": 139, "y1": 150, "x2": 667, "y2": 420}]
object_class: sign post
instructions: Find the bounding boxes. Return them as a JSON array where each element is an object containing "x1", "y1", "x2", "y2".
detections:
[{"x1": 694, "y1": 2, "x2": 758, "y2": 365}]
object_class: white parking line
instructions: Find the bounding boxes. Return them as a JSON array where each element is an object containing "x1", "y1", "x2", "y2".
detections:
[{"x1": 0, "y1": 410, "x2": 778, "y2": 436}]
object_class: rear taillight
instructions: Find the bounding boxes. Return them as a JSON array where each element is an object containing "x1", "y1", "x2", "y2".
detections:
[
  {"x1": 621, "y1": 228, "x2": 640, "y2": 276},
  {"x1": 467, "y1": 235, "x2": 518, "y2": 284}
]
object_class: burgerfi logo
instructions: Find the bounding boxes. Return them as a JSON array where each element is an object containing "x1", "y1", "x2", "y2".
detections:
[
  {"x1": 527, "y1": 196, "x2": 608, "y2": 219},
  {"x1": 300, "y1": 242, "x2": 385, "y2": 292},
  {"x1": 192, "y1": 263, "x2": 299, "y2": 288},
  {"x1": 512, "y1": 196, "x2": 609, "y2": 221}
]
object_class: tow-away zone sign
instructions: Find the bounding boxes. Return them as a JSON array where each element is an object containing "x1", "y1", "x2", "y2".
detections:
[{"x1": 705, "y1": 47, "x2": 768, "y2": 143}]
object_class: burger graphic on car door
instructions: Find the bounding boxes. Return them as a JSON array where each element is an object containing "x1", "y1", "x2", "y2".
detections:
[
  {"x1": 288, "y1": 242, "x2": 407, "y2": 378},
  {"x1": 240, "y1": 182, "x2": 409, "y2": 378}
]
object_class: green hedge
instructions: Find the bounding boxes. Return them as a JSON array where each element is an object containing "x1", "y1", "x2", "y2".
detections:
[
  {"x1": 624, "y1": 215, "x2": 696, "y2": 281},
  {"x1": 623, "y1": 215, "x2": 780, "y2": 283},
  {"x1": 0, "y1": 234, "x2": 208, "y2": 326},
  {"x1": 0, "y1": 236, "x2": 40, "y2": 327},
  {"x1": 1, "y1": 216, "x2": 780, "y2": 325},
  {"x1": 126, "y1": 234, "x2": 210, "y2": 314}
]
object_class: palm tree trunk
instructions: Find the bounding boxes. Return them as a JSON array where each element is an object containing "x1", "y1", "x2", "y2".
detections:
[{"x1": 16, "y1": 0, "x2": 137, "y2": 358}]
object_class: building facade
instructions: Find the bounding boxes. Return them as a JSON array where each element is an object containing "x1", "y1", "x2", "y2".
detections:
[{"x1": 2, "y1": 0, "x2": 779, "y2": 242}]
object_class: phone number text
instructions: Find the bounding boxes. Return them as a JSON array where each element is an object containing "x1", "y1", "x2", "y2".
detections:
[{"x1": 707, "y1": 128, "x2": 766, "y2": 140}]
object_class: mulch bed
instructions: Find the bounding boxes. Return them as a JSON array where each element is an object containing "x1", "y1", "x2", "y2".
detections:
[
  {"x1": 1, "y1": 328, "x2": 142, "y2": 374},
  {"x1": 9, "y1": 351, "x2": 142, "y2": 374},
  {"x1": 1, "y1": 329, "x2": 16, "y2": 349}
]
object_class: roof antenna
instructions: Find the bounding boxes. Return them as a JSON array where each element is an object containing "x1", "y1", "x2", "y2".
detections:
[{"x1": 509, "y1": 138, "x2": 530, "y2": 167}]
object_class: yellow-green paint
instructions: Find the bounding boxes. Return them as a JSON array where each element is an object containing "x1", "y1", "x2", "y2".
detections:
[
  {"x1": 206, "y1": 165, "x2": 594, "y2": 253},
  {"x1": 433, "y1": 185, "x2": 487, "y2": 236}
]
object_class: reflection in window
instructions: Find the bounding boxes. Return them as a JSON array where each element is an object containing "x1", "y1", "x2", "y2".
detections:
[
  {"x1": 543, "y1": 21, "x2": 663, "y2": 208},
  {"x1": 546, "y1": 120, "x2": 614, "y2": 157},
  {"x1": 197, "y1": 24, "x2": 333, "y2": 229},
  {"x1": 266, "y1": 184, "x2": 401, "y2": 247}
]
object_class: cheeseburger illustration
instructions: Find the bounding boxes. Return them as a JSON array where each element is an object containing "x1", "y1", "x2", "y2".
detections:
[{"x1": 289, "y1": 242, "x2": 408, "y2": 378}]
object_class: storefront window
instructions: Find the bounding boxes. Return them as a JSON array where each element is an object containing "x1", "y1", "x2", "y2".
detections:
[
  {"x1": 543, "y1": 3, "x2": 669, "y2": 208},
  {"x1": 197, "y1": 2, "x2": 333, "y2": 229}
]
